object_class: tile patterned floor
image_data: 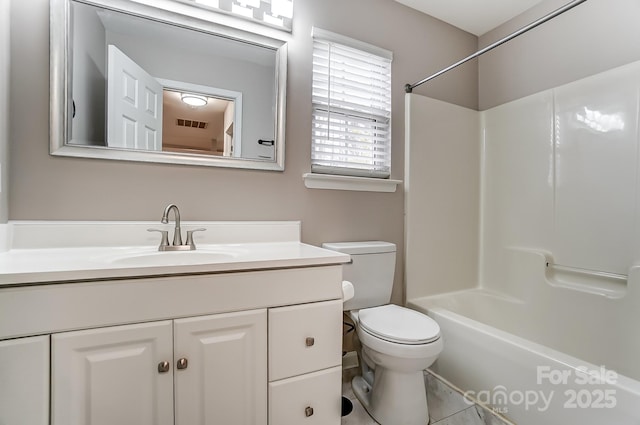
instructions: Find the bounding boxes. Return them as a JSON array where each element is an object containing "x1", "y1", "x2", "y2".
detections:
[{"x1": 341, "y1": 370, "x2": 515, "y2": 425}]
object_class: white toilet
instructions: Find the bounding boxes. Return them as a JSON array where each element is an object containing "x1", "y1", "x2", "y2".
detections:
[{"x1": 323, "y1": 241, "x2": 443, "y2": 425}]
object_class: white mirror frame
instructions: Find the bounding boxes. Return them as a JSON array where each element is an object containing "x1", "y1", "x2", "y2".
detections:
[{"x1": 50, "y1": 0, "x2": 287, "y2": 171}]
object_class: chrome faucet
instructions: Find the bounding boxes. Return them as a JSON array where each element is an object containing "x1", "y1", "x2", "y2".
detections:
[
  {"x1": 148, "y1": 204, "x2": 206, "y2": 251},
  {"x1": 162, "y1": 204, "x2": 183, "y2": 246}
]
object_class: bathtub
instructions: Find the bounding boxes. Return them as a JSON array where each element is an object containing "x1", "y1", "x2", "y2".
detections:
[{"x1": 408, "y1": 251, "x2": 640, "y2": 425}]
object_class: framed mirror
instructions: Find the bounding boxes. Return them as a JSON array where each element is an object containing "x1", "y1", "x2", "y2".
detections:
[{"x1": 50, "y1": 0, "x2": 287, "y2": 170}]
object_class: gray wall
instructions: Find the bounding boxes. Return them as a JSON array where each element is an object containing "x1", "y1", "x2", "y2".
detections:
[
  {"x1": 0, "y1": 0, "x2": 9, "y2": 223},
  {"x1": 479, "y1": 0, "x2": 640, "y2": 110},
  {"x1": 8, "y1": 0, "x2": 478, "y2": 303}
]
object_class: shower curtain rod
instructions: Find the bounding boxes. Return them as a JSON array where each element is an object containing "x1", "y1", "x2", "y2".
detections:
[{"x1": 404, "y1": 0, "x2": 589, "y2": 93}]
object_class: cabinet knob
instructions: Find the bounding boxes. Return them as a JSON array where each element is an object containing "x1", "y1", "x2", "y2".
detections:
[
  {"x1": 305, "y1": 406, "x2": 314, "y2": 417},
  {"x1": 305, "y1": 337, "x2": 315, "y2": 347},
  {"x1": 157, "y1": 361, "x2": 170, "y2": 373},
  {"x1": 177, "y1": 358, "x2": 188, "y2": 370}
]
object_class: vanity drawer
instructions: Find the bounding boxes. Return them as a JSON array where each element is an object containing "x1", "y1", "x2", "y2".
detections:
[
  {"x1": 269, "y1": 366, "x2": 341, "y2": 425},
  {"x1": 268, "y1": 299, "x2": 342, "y2": 381}
]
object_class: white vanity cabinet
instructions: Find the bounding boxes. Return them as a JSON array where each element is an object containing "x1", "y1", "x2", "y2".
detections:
[
  {"x1": 0, "y1": 247, "x2": 347, "y2": 425},
  {"x1": 0, "y1": 336, "x2": 50, "y2": 425},
  {"x1": 52, "y1": 310, "x2": 267, "y2": 425}
]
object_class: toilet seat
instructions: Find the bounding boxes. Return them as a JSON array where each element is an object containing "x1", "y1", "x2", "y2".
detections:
[{"x1": 358, "y1": 304, "x2": 440, "y2": 345}]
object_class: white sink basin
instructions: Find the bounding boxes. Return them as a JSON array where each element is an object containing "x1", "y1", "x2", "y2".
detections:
[{"x1": 109, "y1": 249, "x2": 241, "y2": 267}]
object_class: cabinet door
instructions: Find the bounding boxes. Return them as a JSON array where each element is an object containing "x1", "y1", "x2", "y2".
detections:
[
  {"x1": 52, "y1": 321, "x2": 173, "y2": 425},
  {"x1": 0, "y1": 336, "x2": 49, "y2": 425},
  {"x1": 174, "y1": 309, "x2": 267, "y2": 425},
  {"x1": 269, "y1": 366, "x2": 342, "y2": 425},
  {"x1": 269, "y1": 299, "x2": 342, "y2": 380}
]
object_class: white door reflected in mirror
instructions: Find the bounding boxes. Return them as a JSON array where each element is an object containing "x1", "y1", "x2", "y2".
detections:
[{"x1": 107, "y1": 45, "x2": 163, "y2": 151}]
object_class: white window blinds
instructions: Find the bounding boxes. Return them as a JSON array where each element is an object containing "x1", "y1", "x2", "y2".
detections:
[{"x1": 311, "y1": 29, "x2": 393, "y2": 178}]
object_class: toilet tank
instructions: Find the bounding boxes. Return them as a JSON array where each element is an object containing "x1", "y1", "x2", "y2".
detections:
[{"x1": 322, "y1": 241, "x2": 396, "y2": 311}]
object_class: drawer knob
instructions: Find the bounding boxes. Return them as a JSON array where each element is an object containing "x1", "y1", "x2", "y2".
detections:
[
  {"x1": 177, "y1": 358, "x2": 188, "y2": 370},
  {"x1": 157, "y1": 361, "x2": 170, "y2": 373},
  {"x1": 305, "y1": 406, "x2": 314, "y2": 417},
  {"x1": 305, "y1": 337, "x2": 315, "y2": 347}
]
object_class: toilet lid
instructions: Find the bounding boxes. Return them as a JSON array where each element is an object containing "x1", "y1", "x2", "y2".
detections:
[{"x1": 358, "y1": 304, "x2": 440, "y2": 345}]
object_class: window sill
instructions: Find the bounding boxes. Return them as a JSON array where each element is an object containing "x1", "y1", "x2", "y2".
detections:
[{"x1": 302, "y1": 173, "x2": 402, "y2": 193}]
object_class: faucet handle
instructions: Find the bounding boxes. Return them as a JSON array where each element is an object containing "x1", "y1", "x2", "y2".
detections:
[
  {"x1": 147, "y1": 228, "x2": 169, "y2": 250},
  {"x1": 186, "y1": 228, "x2": 206, "y2": 250}
]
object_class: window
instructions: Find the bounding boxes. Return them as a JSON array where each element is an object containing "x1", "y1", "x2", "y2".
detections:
[{"x1": 311, "y1": 28, "x2": 393, "y2": 179}]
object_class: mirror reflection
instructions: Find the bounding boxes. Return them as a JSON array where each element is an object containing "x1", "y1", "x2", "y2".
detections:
[
  {"x1": 50, "y1": 0, "x2": 287, "y2": 170},
  {"x1": 162, "y1": 89, "x2": 236, "y2": 156}
]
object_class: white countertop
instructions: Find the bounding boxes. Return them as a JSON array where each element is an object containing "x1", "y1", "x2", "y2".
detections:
[
  {"x1": 0, "y1": 221, "x2": 350, "y2": 286},
  {"x1": 0, "y1": 242, "x2": 349, "y2": 286}
]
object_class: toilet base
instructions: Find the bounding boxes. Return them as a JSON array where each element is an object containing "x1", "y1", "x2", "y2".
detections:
[{"x1": 352, "y1": 369, "x2": 430, "y2": 425}]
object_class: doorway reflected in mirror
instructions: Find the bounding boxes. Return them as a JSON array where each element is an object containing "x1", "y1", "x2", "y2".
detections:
[{"x1": 162, "y1": 89, "x2": 235, "y2": 157}]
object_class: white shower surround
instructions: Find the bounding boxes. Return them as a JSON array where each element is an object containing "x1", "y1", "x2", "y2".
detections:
[{"x1": 405, "y1": 60, "x2": 640, "y2": 424}]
